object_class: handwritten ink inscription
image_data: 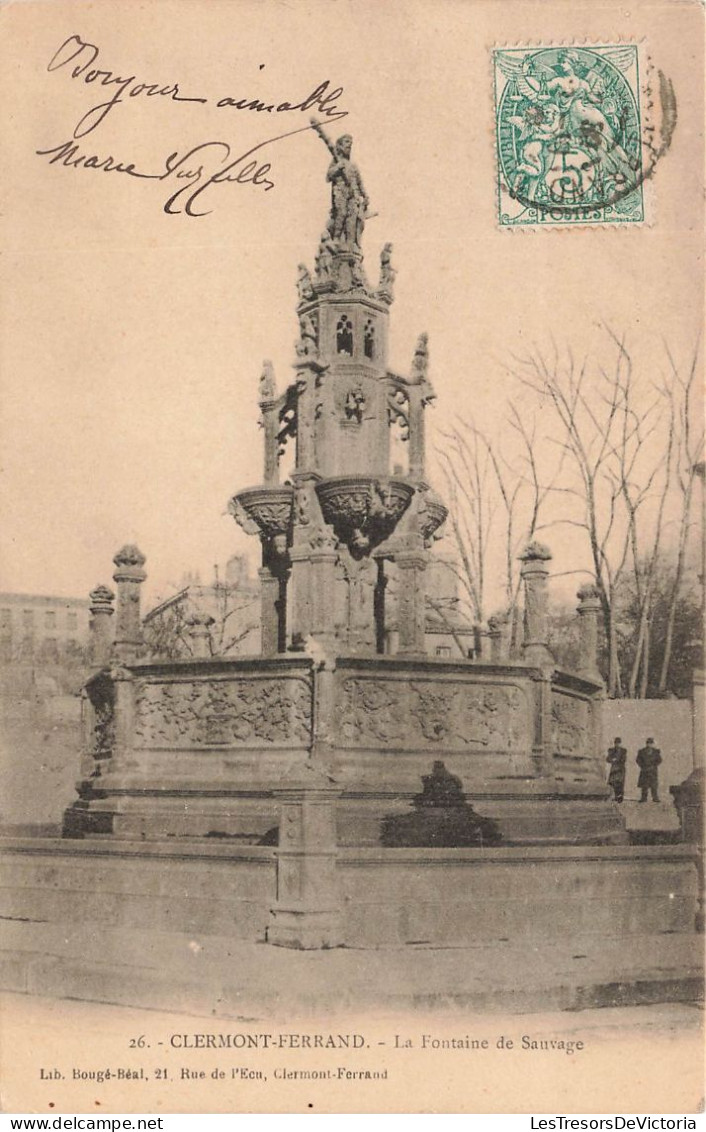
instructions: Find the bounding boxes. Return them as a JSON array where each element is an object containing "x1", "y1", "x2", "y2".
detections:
[{"x1": 35, "y1": 34, "x2": 348, "y2": 216}]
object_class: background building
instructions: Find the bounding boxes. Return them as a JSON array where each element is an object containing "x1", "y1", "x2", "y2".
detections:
[
  {"x1": 0, "y1": 592, "x2": 89, "y2": 665},
  {"x1": 143, "y1": 554, "x2": 260, "y2": 659}
]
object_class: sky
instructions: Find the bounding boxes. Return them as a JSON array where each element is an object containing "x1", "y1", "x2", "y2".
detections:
[{"x1": 1, "y1": 0, "x2": 703, "y2": 613}]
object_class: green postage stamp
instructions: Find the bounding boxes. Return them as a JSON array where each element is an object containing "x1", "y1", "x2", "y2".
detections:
[{"x1": 494, "y1": 45, "x2": 645, "y2": 227}]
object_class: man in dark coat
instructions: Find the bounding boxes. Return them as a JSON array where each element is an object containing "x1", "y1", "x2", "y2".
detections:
[
  {"x1": 606, "y1": 737, "x2": 627, "y2": 803},
  {"x1": 636, "y1": 737, "x2": 662, "y2": 802}
]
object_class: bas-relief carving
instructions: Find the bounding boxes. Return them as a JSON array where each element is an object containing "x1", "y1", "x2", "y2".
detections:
[
  {"x1": 551, "y1": 692, "x2": 590, "y2": 757},
  {"x1": 337, "y1": 676, "x2": 529, "y2": 750},
  {"x1": 134, "y1": 677, "x2": 312, "y2": 748}
]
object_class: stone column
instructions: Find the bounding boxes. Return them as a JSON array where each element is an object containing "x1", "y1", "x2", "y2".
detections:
[
  {"x1": 110, "y1": 664, "x2": 136, "y2": 778},
  {"x1": 293, "y1": 368, "x2": 318, "y2": 474},
  {"x1": 259, "y1": 361, "x2": 279, "y2": 486},
  {"x1": 112, "y1": 546, "x2": 146, "y2": 663},
  {"x1": 408, "y1": 384, "x2": 426, "y2": 481},
  {"x1": 309, "y1": 548, "x2": 338, "y2": 651},
  {"x1": 488, "y1": 610, "x2": 511, "y2": 663},
  {"x1": 268, "y1": 763, "x2": 341, "y2": 950},
  {"x1": 186, "y1": 611, "x2": 214, "y2": 658},
  {"x1": 576, "y1": 583, "x2": 603, "y2": 683},
  {"x1": 346, "y1": 557, "x2": 377, "y2": 654},
  {"x1": 519, "y1": 542, "x2": 554, "y2": 667},
  {"x1": 287, "y1": 544, "x2": 312, "y2": 645},
  {"x1": 396, "y1": 549, "x2": 428, "y2": 655},
  {"x1": 259, "y1": 564, "x2": 281, "y2": 657},
  {"x1": 89, "y1": 584, "x2": 115, "y2": 667}
]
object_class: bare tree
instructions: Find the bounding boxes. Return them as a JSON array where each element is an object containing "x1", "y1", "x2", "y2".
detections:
[
  {"x1": 144, "y1": 579, "x2": 259, "y2": 660},
  {"x1": 657, "y1": 343, "x2": 704, "y2": 693},
  {"x1": 510, "y1": 329, "x2": 702, "y2": 697},
  {"x1": 437, "y1": 424, "x2": 492, "y2": 625},
  {"x1": 436, "y1": 406, "x2": 558, "y2": 644}
]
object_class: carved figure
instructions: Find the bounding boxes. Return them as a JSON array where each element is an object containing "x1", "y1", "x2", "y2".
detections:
[
  {"x1": 379, "y1": 242, "x2": 396, "y2": 291},
  {"x1": 296, "y1": 263, "x2": 315, "y2": 301},
  {"x1": 315, "y1": 233, "x2": 334, "y2": 280},
  {"x1": 411, "y1": 332, "x2": 429, "y2": 380},
  {"x1": 259, "y1": 360, "x2": 277, "y2": 402},
  {"x1": 311, "y1": 122, "x2": 370, "y2": 250},
  {"x1": 344, "y1": 386, "x2": 366, "y2": 423},
  {"x1": 296, "y1": 314, "x2": 318, "y2": 358},
  {"x1": 296, "y1": 487, "x2": 311, "y2": 526}
]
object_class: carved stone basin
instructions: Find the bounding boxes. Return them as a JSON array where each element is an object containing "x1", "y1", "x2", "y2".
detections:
[
  {"x1": 229, "y1": 485, "x2": 294, "y2": 545},
  {"x1": 419, "y1": 488, "x2": 449, "y2": 546},
  {"x1": 316, "y1": 475, "x2": 414, "y2": 558}
]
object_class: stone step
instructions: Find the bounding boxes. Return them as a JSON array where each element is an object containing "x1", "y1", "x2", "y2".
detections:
[
  {"x1": 1, "y1": 918, "x2": 702, "y2": 1018},
  {"x1": 621, "y1": 800, "x2": 681, "y2": 831}
]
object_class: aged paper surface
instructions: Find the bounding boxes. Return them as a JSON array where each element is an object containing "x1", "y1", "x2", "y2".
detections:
[{"x1": 1, "y1": 0, "x2": 704, "y2": 1116}]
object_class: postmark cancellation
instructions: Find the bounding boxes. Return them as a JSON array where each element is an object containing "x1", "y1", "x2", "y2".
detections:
[{"x1": 494, "y1": 44, "x2": 649, "y2": 227}]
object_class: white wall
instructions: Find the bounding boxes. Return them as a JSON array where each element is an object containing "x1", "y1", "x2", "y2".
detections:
[{"x1": 602, "y1": 699, "x2": 694, "y2": 800}]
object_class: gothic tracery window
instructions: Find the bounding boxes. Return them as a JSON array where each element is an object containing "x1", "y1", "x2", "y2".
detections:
[
  {"x1": 336, "y1": 314, "x2": 353, "y2": 356},
  {"x1": 364, "y1": 318, "x2": 375, "y2": 360}
]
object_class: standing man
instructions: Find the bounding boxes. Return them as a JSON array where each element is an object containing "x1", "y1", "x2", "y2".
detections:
[
  {"x1": 606, "y1": 737, "x2": 627, "y2": 803},
  {"x1": 636, "y1": 737, "x2": 662, "y2": 803}
]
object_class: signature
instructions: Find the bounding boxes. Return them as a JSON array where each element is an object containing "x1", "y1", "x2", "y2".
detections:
[
  {"x1": 36, "y1": 117, "x2": 345, "y2": 216},
  {"x1": 48, "y1": 34, "x2": 348, "y2": 139}
]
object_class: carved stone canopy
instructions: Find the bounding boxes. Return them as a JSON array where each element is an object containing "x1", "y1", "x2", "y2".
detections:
[
  {"x1": 230, "y1": 485, "x2": 294, "y2": 543},
  {"x1": 316, "y1": 475, "x2": 414, "y2": 560}
]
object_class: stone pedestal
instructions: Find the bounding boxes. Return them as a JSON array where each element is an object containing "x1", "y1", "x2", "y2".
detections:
[
  {"x1": 186, "y1": 612, "x2": 214, "y2": 658},
  {"x1": 112, "y1": 546, "x2": 146, "y2": 663},
  {"x1": 577, "y1": 583, "x2": 603, "y2": 684},
  {"x1": 89, "y1": 584, "x2": 115, "y2": 667},
  {"x1": 268, "y1": 764, "x2": 341, "y2": 949},
  {"x1": 488, "y1": 611, "x2": 511, "y2": 662},
  {"x1": 520, "y1": 542, "x2": 554, "y2": 667}
]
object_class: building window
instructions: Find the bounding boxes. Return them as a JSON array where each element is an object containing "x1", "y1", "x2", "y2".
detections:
[
  {"x1": 364, "y1": 319, "x2": 375, "y2": 360},
  {"x1": 67, "y1": 612, "x2": 78, "y2": 630},
  {"x1": 22, "y1": 610, "x2": 34, "y2": 632},
  {"x1": 336, "y1": 314, "x2": 353, "y2": 356},
  {"x1": 42, "y1": 638, "x2": 59, "y2": 662},
  {"x1": 45, "y1": 610, "x2": 57, "y2": 629},
  {"x1": 435, "y1": 645, "x2": 451, "y2": 657},
  {"x1": 0, "y1": 609, "x2": 11, "y2": 628}
]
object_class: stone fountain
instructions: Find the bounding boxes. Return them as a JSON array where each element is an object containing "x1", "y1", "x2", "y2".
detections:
[{"x1": 3, "y1": 125, "x2": 695, "y2": 975}]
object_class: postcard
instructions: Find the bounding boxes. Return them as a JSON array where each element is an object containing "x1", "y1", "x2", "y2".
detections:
[{"x1": 0, "y1": 0, "x2": 703, "y2": 1116}]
